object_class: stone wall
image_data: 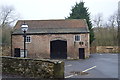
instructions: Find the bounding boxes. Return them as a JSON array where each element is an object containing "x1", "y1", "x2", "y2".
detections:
[
  {"x1": 2, "y1": 57, "x2": 64, "y2": 78},
  {"x1": 2, "y1": 46, "x2": 11, "y2": 56},
  {"x1": 90, "y1": 46, "x2": 120, "y2": 53},
  {"x1": 0, "y1": 46, "x2": 2, "y2": 56}
]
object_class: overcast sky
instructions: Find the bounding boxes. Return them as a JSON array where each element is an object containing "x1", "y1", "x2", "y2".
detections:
[{"x1": 0, "y1": 0, "x2": 119, "y2": 20}]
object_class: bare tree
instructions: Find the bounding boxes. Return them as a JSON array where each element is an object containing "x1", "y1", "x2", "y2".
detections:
[
  {"x1": 92, "y1": 12, "x2": 118, "y2": 46},
  {"x1": 92, "y1": 13, "x2": 104, "y2": 46},
  {"x1": 107, "y1": 12, "x2": 118, "y2": 28},
  {"x1": 107, "y1": 12, "x2": 118, "y2": 46},
  {"x1": 0, "y1": 5, "x2": 20, "y2": 46},
  {"x1": 0, "y1": 5, "x2": 19, "y2": 27},
  {"x1": 92, "y1": 13, "x2": 103, "y2": 27}
]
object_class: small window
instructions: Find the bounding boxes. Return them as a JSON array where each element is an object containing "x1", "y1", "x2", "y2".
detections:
[
  {"x1": 75, "y1": 35, "x2": 80, "y2": 41},
  {"x1": 26, "y1": 36, "x2": 31, "y2": 43},
  {"x1": 79, "y1": 42, "x2": 84, "y2": 45}
]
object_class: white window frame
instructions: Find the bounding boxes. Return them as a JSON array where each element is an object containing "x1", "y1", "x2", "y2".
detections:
[
  {"x1": 25, "y1": 36, "x2": 31, "y2": 43},
  {"x1": 74, "y1": 35, "x2": 81, "y2": 42}
]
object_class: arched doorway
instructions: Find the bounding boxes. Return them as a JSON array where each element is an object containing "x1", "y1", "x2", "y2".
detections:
[{"x1": 50, "y1": 40, "x2": 67, "y2": 59}]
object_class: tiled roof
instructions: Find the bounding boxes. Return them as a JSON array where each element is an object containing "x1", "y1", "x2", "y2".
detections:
[
  {"x1": 13, "y1": 19, "x2": 89, "y2": 34},
  {"x1": 12, "y1": 28, "x2": 89, "y2": 34}
]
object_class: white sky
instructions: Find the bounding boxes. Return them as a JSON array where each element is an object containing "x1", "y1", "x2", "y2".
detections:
[{"x1": 0, "y1": 0, "x2": 119, "y2": 20}]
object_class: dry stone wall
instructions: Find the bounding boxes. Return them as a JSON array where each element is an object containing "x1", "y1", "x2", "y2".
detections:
[
  {"x1": 2, "y1": 57, "x2": 64, "y2": 78},
  {"x1": 90, "y1": 46, "x2": 120, "y2": 53}
]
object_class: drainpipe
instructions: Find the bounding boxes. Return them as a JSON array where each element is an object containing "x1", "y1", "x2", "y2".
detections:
[{"x1": 11, "y1": 31, "x2": 13, "y2": 57}]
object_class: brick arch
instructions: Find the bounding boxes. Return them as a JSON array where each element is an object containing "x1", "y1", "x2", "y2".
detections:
[{"x1": 50, "y1": 37, "x2": 67, "y2": 42}]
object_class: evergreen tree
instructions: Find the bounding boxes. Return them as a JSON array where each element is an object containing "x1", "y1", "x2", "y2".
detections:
[{"x1": 66, "y1": 2, "x2": 95, "y2": 45}]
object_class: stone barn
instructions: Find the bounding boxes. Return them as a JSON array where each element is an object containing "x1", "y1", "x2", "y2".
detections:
[{"x1": 12, "y1": 19, "x2": 90, "y2": 59}]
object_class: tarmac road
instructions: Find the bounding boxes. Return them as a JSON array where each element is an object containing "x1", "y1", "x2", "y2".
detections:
[{"x1": 64, "y1": 53, "x2": 118, "y2": 78}]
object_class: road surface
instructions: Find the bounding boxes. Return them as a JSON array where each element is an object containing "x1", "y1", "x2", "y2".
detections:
[{"x1": 64, "y1": 53, "x2": 118, "y2": 78}]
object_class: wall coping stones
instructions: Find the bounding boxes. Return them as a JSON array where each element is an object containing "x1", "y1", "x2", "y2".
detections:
[{"x1": 1, "y1": 56, "x2": 62, "y2": 64}]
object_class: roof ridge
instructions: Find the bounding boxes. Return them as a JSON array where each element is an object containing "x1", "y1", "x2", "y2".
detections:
[{"x1": 18, "y1": 19, "x2": 85, "y2": 22}]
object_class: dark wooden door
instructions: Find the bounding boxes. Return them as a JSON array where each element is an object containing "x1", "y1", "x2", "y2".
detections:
[
  {"x1": 50, "y1": 40, "x2": 67, "y2": 59},
  {"x1": 79, "y1": 48, "x2": 85, "y2": 59},
  {"x1": 14, "y1": 48, "x2": 20, "y2": 57}
]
